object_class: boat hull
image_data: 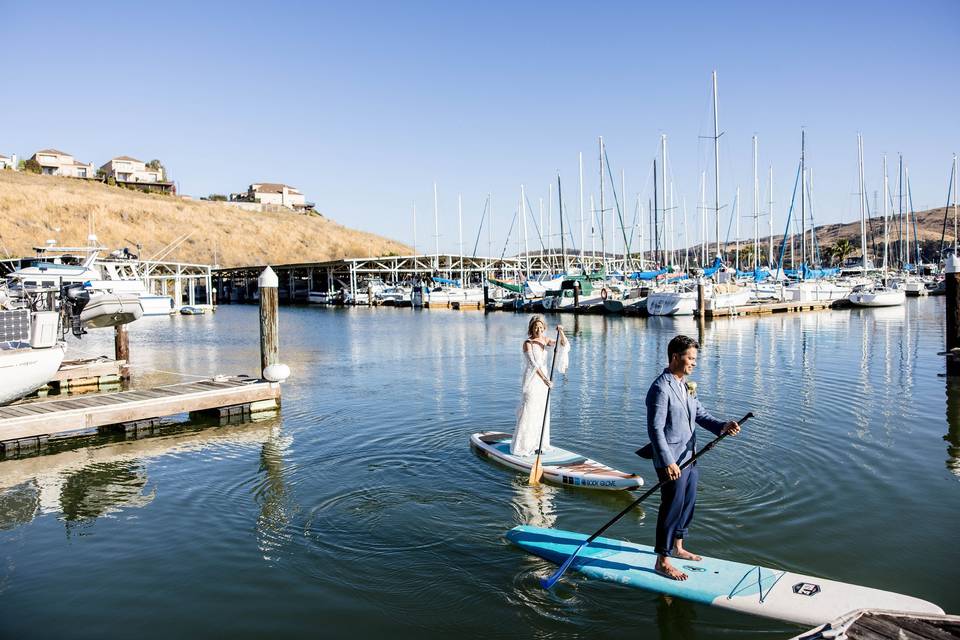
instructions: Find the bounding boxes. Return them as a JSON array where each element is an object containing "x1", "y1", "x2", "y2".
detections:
[{"x1": 0, "y1": 342, "x2": 66, "y2": 405}]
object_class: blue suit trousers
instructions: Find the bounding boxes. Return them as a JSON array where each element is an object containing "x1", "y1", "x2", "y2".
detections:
[{"x1": 654, "y1": 462, "x2": 699, "y2": 556}]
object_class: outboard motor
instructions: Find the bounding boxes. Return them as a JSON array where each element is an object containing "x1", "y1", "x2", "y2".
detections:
[{"x1": 61, "y1": 283, "x2": 91, "y2": 338}]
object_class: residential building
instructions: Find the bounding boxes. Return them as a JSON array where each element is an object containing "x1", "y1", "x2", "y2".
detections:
[
  {"x1": 99, "y1": 155, "x2": 174, "y2": 194},
  {"x1": 29, "y1": 149, "x2": 95, "y2": 178},
  {"x1": 230, "y1": 182, "x2": 312, "y2": 212},
  {"x1": 0, "y1": 153, "x2": 17, "y2": 170}
]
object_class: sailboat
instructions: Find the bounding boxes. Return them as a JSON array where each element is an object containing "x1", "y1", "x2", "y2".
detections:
[{"x1": 848, "y1": 135, "x2": 905, "y2": 308}]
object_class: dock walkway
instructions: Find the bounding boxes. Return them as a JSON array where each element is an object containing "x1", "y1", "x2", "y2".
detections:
[{"x1": 0, "y1": 377, "x2": 280, "y2": 454}]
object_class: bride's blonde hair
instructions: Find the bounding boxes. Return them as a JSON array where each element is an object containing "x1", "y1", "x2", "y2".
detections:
[{"x1": 527, "y1": 315, "x2": 546, "y2": 338}]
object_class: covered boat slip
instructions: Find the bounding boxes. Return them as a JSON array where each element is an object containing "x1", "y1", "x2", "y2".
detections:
[
  {"x1": 507, "y1": 525, "x2": 945, "y2": 628},
  {"x1": 470, "y1": 431, "x2": 643, "y2": 490}
]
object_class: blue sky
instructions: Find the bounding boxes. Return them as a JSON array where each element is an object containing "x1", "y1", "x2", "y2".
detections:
[{"x1": 2, "y1": 1, "x2": 958, "y2": 254}]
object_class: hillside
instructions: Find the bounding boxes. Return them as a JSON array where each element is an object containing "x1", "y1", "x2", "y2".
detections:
[
  {"x1": 0, "y1": 171, "x2": 410, "y2": 267},
  {"x1": 708, "y1": 205, "x2": 959, "y2": 263}
]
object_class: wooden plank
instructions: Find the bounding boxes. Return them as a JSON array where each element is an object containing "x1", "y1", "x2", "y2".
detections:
[{"x1": 0, "y1": 382, "x2": 280, "y2": 441}]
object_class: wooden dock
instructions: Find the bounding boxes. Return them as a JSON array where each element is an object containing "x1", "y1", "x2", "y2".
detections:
[
  {"x1": 44, "y1": 357, "x2": 125, "y2": 392},
  {"x1": 0, "y1": 377, "x2": 280, "y2": 455},
  {"x1": 702, "y1": 298, "x2": 850, "y2": 318},
  {"x1": 791, "y1": 609, "x2": 960, "y2": 639}
]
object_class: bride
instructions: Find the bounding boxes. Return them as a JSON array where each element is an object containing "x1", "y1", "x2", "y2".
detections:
[{"x1": 511, "y1": 316, "x2": 569, "y2": 456}]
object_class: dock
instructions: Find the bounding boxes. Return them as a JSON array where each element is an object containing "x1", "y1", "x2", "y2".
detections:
[
  {"x1": 44, "y1": 357, "x2": 124, "y2": 393},
  {"x1": 791, "y1": 608, "x2": 960, "y2": 639},
  {"x1": 701, "y1": 298, "x2": 850, "y2": 318},
  {"x1": 0, "y1": 377, "x2": 280, "y2": 456}
]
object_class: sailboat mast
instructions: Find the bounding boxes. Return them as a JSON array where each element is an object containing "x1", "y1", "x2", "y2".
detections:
[
  {"x1": 954, "y1": 153, "x2": 959, "y2": 254},
  {"x1": 521, "y1": 185, "x2": 530, "y2": 278},
  {"x1": 753, "y1": 135, "x2": 759, "y2": 272},
  {"x1": 599, "y1": 136, "x2": 606, "y2": 271},
  {"x1": 558, "y1": 173, "x2": 567, "y2": 274},
  {"x1": 548, "y1": 186, "x2": 552, "y2": 271},
  {"x1": 768, "y1": 166, "x2": 774, "y2": 268},
  {"x1": 412, "y1": 202, "x2": 418, "y2": 258},
  {"x1": 882, "y1": 155, "x2": 889, "y2": 272},
  {"x1": 857, "y1": 134, "x2": 868, "y2": 271},
  {"x1": 579, "y1": 152, "x2": 585, "y2": 269},
  {"x1": 700, "y1": 172, "x2": 706, "y2": 266},
  {"x1": 712, "y1": 70, "x2": 721, "y2": 262},
  {"x1": 661, "y1": 134, "x2": 668, "y2": 266},
  {"x1": 898, "y1": 154, "x2": 905, "y2": 268},
  {"x1": 621, "y1": 169, "x2": 626, "y2": 268},
  {"x1": 458, "y1": 193, "x2": 464, "y2": 284},
  {"x1": 433, "y1": 182, "x2": 440, "y2": 270},
  {"x1": 734, "y1": 186, "x2": 740, "y2": 271},
  {"x1": 800, "y1": 130, "x2": 807, "y2": 272},
  {"x1": 637, "y1": 194, "x2": 645, "y2": 271},
  {"x1": 653, "y1": 157, "x2": 659, "y2": 266}
]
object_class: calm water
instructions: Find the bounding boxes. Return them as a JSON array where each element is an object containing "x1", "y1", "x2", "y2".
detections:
[{"x1": 1, "y1": 301, "x2": 958, "y2": 639}]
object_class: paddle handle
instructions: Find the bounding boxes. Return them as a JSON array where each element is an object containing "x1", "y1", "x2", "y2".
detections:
[{"x1": 585, "y1": 411, "x2": 753, "y2": 546}]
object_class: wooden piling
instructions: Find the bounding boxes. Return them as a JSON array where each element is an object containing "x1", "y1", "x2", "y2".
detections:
[
  {"x1": 114, "y1": 324, "x2": 130, "y2": 380},
  {"x1": 259, "y1": 267, "x2": 280, "y2": 376},
  {"x1": 697, "y1": 281, "x2": 706, "y2": 318},
  {"x1": 946, "y1": 255, "x2": 960, "y2": 376}
]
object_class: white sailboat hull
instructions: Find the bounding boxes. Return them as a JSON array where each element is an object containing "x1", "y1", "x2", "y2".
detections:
[
  {"x1": 848, "y1": 289, "x2": 906, "y2": 307},
  {"x1": 647, "y1": 290, "x2": 697, "y2": 316},
  {"x1": 0, "y1": 342, "x2": 66, "y2": 405}
]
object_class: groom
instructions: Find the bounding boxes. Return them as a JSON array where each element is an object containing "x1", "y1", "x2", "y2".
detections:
[{"x1": 645, "y1": 335, "x2": 740, "y2": 581}]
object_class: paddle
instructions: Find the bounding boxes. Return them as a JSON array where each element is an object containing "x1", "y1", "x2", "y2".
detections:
[
  {"x1": 540, "y1": 411, "x2": 754, "y2": 589},
  {"x1": 529, "y1": 327, "x2": 564, "y2": 485}
]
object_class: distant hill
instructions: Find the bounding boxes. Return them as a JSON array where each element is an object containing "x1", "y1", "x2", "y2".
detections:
[
  {"x1": 705, "y1": 205, "x2": 958, "y2": 264},
  {"x1": 0, "y1": 170, "x2": 410, "y2": 267}
]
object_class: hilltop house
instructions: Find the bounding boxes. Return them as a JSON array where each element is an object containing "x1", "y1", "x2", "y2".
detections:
[
  {"x1": 229, "y1": 183, "x2": 312, "y2": 212},
  {"x1": 99, "y1": 155, "x2": 175, "y2": 193},
  {"x1": 0, "y1": 153, "x2": 16, "y2": 170},
  {"x1": 29, "y1": 149, "x2": 95, "y2": 178}
]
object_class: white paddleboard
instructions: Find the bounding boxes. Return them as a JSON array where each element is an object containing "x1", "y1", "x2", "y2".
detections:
[
  {"x1": 470, "y1": 432, "x2": 643, "y2": 491},
  {"x1": 507, "y1": 525, "x2": 944, "y2": 626}
]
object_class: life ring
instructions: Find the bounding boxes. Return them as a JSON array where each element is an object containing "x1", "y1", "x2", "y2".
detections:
[{"x1": 600, "y1": 288, "x2": 608, "y2": 301}]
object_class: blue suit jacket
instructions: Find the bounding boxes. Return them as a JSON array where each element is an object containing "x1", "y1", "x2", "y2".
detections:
[{"x1": 645, "y1": 369, "x2": 726, "y2": 469}]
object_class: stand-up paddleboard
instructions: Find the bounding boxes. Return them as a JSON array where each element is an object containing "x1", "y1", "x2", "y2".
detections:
[
  {"x1": 506, "y1": 525, "x2": 944, "y2": 626},
  {"x1": 470, "y1": 432, "x2": 643, "y2": 491}
]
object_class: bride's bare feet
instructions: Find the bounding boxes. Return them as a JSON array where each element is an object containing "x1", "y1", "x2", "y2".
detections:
[{"x1": 655, "y1": 556, "x2": 687, "y2": 581}]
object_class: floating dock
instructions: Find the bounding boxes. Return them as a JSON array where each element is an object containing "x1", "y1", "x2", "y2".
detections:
[
  {"x1": 0, "y1": 377, "x2": 280, "y2": 456},
  {"x1": 791, "y1": 608, "x2": 960, "y2": 640},
  {"x1": 45, "y1": 357, "x2": 124, "y2": 393}
]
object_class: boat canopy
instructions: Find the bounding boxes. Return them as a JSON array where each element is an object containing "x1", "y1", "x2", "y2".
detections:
[
  {"x1": 627, "y1": 268, "x2": 668, "y2": 281},
  {"x1": 431, "y1": 276, "x2": 461, "y2": 287},
  {"x1": 702, "y1": 256, "x2": 724, "y2": 277}
]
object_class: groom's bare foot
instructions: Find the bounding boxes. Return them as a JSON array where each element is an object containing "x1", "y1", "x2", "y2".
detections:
[
  {"x1": 672, "y1": 548, "x2": 702, "y2": 561},
  {"x1": 655, "y1": 556, "x2": 687, "y2": 581}
]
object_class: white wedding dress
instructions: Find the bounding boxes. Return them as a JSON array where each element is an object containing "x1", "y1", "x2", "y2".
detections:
[{"x1": 510, "y1": 339, "x2": 570, "y2": 456}]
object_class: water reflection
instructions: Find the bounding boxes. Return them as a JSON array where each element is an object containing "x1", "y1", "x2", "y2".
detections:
[
  {"x1": 0, "y1": 423, "x2": 274, "y2": 532},
  {"x1": 511, "y1": 481, "x2": 557, "y2": 529},
  {"x1": 254, "y1": 425, "x2": 298, "y2": 562},
  {"x1": 946, "y1": 378, "x2": 960, "y2": 478}
]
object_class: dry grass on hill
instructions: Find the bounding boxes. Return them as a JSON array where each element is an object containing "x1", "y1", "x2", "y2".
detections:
[{"x1": 0, "y1": 170, "x2": 410, "y2": 267}]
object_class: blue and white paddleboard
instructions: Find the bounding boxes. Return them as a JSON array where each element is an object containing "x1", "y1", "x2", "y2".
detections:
[
  {"x1": 506, "y1": 525, "x2": 944, "y2": 626},
  {"x1": 471, "y1": 432, "x2": 643, "y2": 491}
]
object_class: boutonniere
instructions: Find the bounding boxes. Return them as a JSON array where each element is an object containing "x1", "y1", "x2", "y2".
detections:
[{"x1": 686, "y1": 381, "x2": 697, "y2": 397}]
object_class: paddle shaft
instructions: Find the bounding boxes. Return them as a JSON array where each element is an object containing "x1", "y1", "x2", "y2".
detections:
[
  {"x1": 587, "y1": 412, "x2": 752, "y2": 545},
  {"x1": 533, "y1": 328, "x2": 563, "y2": 457},
  {"x1": 541, "y1": 411, "x2": 753, "y2": 588}
]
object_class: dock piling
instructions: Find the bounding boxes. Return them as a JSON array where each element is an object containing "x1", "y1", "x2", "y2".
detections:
[
  {"x1": 259, "y1": 267, "x2": 280, "y2": 377},
  {"x1": 946, "y1": 255, "x2": 960, "y2": 376},
  {"x1": 114, "y1": 324, "x2": 130, "y2": 380}
]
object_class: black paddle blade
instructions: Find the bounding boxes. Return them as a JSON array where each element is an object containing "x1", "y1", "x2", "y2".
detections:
[{"x1": 635, "y1": 443, "x2": 654, "y2": 459}]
